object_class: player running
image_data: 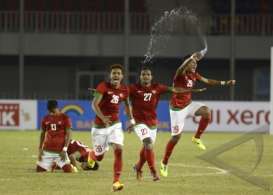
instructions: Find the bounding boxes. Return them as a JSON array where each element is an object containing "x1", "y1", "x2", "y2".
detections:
[
  {"x1": 36, "y1": 100, "x2": 74, "y2": 173},
  {"x1": 88, "y1": 64, "x2": 135, "y2": 191},
  {"x1": 160, "y1": 52, "x2": 236, "y2": 177},
  {"x1": 130, "y1": 66, "x2": 206, "y2": 181}
]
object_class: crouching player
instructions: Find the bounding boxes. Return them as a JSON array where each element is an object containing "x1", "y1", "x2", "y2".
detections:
[
  {"x1": 67, "y1": 139, "x2": 99, "y2": 171},
  {"x1": 36, "y1": 100, "x2": 74, "y2": 173}
]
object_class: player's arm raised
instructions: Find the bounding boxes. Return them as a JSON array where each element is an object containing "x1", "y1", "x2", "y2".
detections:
[
  {"x1": 124, "y1": 97, "x2": 136, "y2": 133},
  {"x1": 175, "y1": 59, "x2": 189, "y2": 77},
  {"x1": 167, "y1": 86, "x2": 207, "y2": 93},
  {"x1": 38, "y1": 128, "x2": 46, "y2": 161},
  {"x1": 92, "y1": 92, "x2": 111, "y2": 126},
  {"x1": 198, "y1": 76, "x2": 236, "y2": 86},
  {"x1": 175, "y1": 50, "x2": 207, "y2": 77}
]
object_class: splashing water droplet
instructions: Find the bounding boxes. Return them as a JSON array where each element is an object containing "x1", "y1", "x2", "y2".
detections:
[{"x1": 143, "y1": 6, "x2": 207, "y2": 65}]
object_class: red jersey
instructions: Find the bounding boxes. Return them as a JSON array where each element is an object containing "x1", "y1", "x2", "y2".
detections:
[
  {"x1": 170, "y1": 72, "x2": 201, "y2": 109},
  {"x1": 67, "y1": 140, "x2": 90, "y2": 160},
  {"x1": 94, "y1": 81, "x2": 129, "y2": 126},
  {"x1": 42, "y1": 113, "x2": 71, "y2": 152},
  {"x1": 129, "y1": 83, "x2": 168, "y2": 127}
]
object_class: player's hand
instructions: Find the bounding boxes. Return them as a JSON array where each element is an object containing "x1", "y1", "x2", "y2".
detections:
[
  {"x1": 101, "y1": 115, "x2": 112, "y2": 127},
  {"x1": 226, "y1": 80, "x2": 236, "y2": 86},
  {"x1": 38, "y1": 148, "x2": 43, "y2": 161},
  {"x1": 127, "y1": 124, "x2": 135, "y2": 133},
  {"x1": 60, "y1": 151, "x2": 67, "y2": 161},
  {"x1": 192, "y1": 88, "x2": 207, "y2": 93},
  {"x1": 191, "y1": 52, "x2": 203, "y2": 61},
  {"x1": 88, "y1": 88, "x2": 96, "y2": 93},
  {"x1": 127, "y1": 118, "x2": 136, "y2": 133}
]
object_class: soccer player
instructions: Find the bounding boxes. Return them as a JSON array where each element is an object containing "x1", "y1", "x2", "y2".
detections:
[
  {"x1": 36, "y1": 100, "x2": 73, "y2": 173},
  {"x1": 160, "y1": 52, "x2": 236, "y2": 177},
  {"x1": 130, "y1": 66, "x2": 206, "y2": 181},
  {"x1": 88, "y1": 64, "x2": 135, "y2": 191},
  {"x1": 67, "y1": 139, "x2": 99, "y2": 171}
]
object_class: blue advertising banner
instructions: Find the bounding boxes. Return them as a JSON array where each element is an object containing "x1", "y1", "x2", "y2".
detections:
[{"x1": 38, "y1": 100, "x2": 171, "y2": 131}]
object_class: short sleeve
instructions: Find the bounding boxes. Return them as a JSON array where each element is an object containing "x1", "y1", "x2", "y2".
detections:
[
  {"x1": 64, "y1": 116, "x2": 72, "y2": 129},
  {"x1": 157, "y1": 84, "x2": 168, "y2": 94},
  {"x1": 123, "y1": 86, "x2": 129, "y2": 99},
  {"x1": 94, "y1": 82, "x2": 107, "y2": 97},
  {"x1": 96, "y1": 82, "x2": 107, "y2": 95},
  {"x1": 41, "y1": 118, "x2": 46, "y2": 130}
]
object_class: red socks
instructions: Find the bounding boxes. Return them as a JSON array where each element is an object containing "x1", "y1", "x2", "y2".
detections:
[
  {"x1": 194, "y1": 117, "x2": 210, "y2": 139},
  {"x1": 162, "y1": 140, "x2": 177, "y2": 165},
  {"x1": 113, "y1": 148, "x2": 122, "y2": 183},
  {"x1": 136, "y1": 147, "x2": 146, "y2": 171},
  {"x1": 136, "y1": 146, "x2": 156, "y2": 175},
  {"x1": 145, "y1": 148, "x2": 156, "y2": 175}
]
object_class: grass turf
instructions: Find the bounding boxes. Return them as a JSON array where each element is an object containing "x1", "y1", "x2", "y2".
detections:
[{"x1": 0, "y1": 131, "x2": 272, "y2": 195}]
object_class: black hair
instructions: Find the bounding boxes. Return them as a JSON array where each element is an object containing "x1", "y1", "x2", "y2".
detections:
[
  {"x1": 47, "y1": 100, "x2": 58, "y2": 112},
  {"x1": 140, "y1": 66, "x2": 152, "y2": 72},
  {"x1": 183, "y1": 54, "x2": 191, "y2": 61},
  {"x1": 109, "y1": 64, "x2": 124, "y2": 73}
]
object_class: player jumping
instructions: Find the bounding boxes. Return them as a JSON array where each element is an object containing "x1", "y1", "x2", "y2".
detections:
[
  {"x1": 36, "y1": 100, "x2": 74, "y2": 173},
  {"x1": 130, "y1": 66, "x2": 206, "y2": 181},
  {"x1": 160, "y1": 51, "x2": 236, "y2": 177},
  {"x1": 88, "y1": 64, "x2": 135, "y2": 191}
]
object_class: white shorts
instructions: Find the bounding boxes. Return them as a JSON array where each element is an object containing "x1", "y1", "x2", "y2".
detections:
[
  {"x1": 37, "y1": 151, "x2": 70, "y2": 171},
  {"x1": 91, "y1": 122, "x2": 124, "y2": 155},
  {"x1": 170, "y1": 102, "x2": 205, "y2": 136},
  {"x1": 134, "y1": 123, "x2": 157, "y2": 144}
]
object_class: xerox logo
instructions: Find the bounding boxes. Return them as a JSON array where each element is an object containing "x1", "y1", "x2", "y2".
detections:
[{"x1": 0, "y1": 103, "x2": 19, "y2": 126}]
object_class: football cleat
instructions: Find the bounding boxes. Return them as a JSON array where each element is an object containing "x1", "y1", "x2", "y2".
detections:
[
  {"x1": 152, "y1": 173, "x2": 160, "y2": 181},
  {"x1": 87, "y1": 153, "x2": 96, "y2": 169},
  {"x1": 112, "y1": 181, "x2": 124, "y2": 192},
  {"x1": 192, "y1": 137, "x2": 207, "y2": 150},
  {"x1": 160, "y1": 161, "x2": 168, "y2": 177}
]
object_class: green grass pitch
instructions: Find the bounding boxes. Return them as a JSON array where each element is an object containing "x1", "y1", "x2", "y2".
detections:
[{"x1": 0, "y1": 131, "x2": 272, "y2": 195}]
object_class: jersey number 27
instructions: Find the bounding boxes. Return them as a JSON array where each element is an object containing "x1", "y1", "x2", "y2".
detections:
[{"x1": 144, "y1": 93, "x2": 152, "y2": 101}]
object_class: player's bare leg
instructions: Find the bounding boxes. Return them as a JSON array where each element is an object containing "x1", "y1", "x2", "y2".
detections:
[
  {"x1": 112, "y1": 143, "x2": 124, "y2": 192},
  {"x1": 160, "y1": 134, "x2": 181, "y2": 177},
  {"x1": 192, "y1": 106, "x2": 211, "y2": 150}
]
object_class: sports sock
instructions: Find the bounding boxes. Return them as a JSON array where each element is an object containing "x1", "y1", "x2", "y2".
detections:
[
  {"x1": 113, "y1": 148, "x2": 122, "y2": 183},
  {"x1": 194, "y1": 117, "x2": 210, "y2": 139},
  {"x1": 162, "y1": 140, "x2": 177, "y2": 165}
]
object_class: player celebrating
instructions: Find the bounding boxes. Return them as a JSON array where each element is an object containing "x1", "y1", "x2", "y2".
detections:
[
  {"x1": 160, "y1": 52, "x2": 236, "y2": 177},
  {"x1": 130, "y1": 66, "x2": 206, "y2": 181},
  {"x1": 67, "y1": 139, "x2": 99, "y2": 171},
  {"x1": 88, "y1": 64, "x2": 135, "y2": 191},
  {"x1": 36, "y1": 100, "x2": 74, "y2": 173}
]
